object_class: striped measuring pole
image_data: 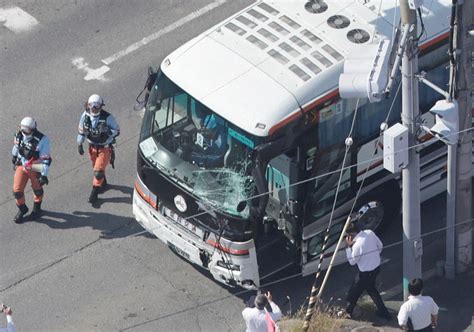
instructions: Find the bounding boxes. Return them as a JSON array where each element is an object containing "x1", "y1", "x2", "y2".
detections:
[{"x1": 302, "y1": 215, "x2": 352, "y2": 331}]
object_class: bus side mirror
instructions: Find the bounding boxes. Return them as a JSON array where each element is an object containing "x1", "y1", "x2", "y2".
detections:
[
  {"x1": 148, "y1": 66, "x2": 155, "y2": 76},
  {"x1": 134, "y1": 67, "x2": 158, "y2": 111}
]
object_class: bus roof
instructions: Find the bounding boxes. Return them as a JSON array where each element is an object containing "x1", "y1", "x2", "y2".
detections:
[{"x1": 161, "y1": 0, "x2": 451, "y2": 137}]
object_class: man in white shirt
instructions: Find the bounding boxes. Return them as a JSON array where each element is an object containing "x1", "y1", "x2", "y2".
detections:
[
  {"x1": 343, "y1": 223, "x2": 391, "y2": 320},
  {"x1": 398, "y1": 278, "x2": 439, "y2": 331},
  {"x1": 242, "y1": 292, "x2": 282, "y2": 332},
  {"x1": 0, "y1": 305, "x2": 15, "y2": 332}
]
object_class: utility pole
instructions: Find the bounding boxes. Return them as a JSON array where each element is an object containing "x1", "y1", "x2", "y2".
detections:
[
  {"x1": 400, "y1": 0, "x2": 422, "y2": 301},
  {"x1": 445, "y1": 1, "x2": 458, "y2": 280},
  {"x1": 455, "y1": 0, "x2": 473, "y2": 273},
  {"x1": 445, "y1": 136, "x2": 457, "y2": 279}
]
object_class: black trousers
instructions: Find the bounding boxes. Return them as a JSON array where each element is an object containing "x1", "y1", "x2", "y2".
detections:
[
  {"x1": 412, "y1": 323, "x2": 433, "y2": 332},
  {"x1": 346, "y1": 266, "x2": 389, "y2": 315}
]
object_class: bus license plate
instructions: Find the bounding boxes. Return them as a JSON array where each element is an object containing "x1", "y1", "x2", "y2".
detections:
[{"x1": 167, "y1": 241, "x2": 190, "y2": 260}]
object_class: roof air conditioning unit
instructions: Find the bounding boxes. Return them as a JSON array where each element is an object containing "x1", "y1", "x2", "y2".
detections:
[
  {"x1": 347, "y1": 29, "x2": 371, "y2": 44},
  {"x1": 304, "y1": 0, "x2": 328, "y2": 14},
  {"x1": 327, "y1": 15, "x2": 350, "y2": 29}
]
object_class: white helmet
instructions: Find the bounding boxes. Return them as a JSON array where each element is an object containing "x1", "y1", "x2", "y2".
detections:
[
  {"x1": 88, "y1": 94, "x2": 103, "y2": 107},
  {"x1": 20, "y1": 117, "x2": 36, "y2": 136},
  {"x1": 88, "y1": 94, "x2": 104, "y2": 116}
]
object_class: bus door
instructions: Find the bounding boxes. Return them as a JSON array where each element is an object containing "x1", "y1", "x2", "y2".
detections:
[
  {"x1": 300, "y1": 143, "x2": 355, "y2": 275},
  {"x1": 256, "y1": 151, "x2": 303, "y2": 280}
]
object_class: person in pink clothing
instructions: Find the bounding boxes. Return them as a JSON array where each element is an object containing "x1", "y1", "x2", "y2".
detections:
[{"x1": 0, "y1": 305, "x2": 15, "y2": 332}]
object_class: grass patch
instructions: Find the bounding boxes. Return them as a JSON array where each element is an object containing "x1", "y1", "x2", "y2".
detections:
[
  {"x1": 278, "y1": 304, "x2": 342, "y2": 332},
  {"x1": 351, "y1": 296, "x2": 376, "y2": 321}
]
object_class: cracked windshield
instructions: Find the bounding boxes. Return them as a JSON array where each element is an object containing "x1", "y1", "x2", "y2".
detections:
[{"x1": 139, "y1": 72, "x2": 258, "y2": 217}]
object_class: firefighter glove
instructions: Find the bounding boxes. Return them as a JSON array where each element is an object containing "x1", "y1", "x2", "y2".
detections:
[
  {"x1": 78, "y1": 144, "x2": 84, "y2": 156},
  {"x1": 38, "y1": 176, "x2": 49, "y2": 186}
]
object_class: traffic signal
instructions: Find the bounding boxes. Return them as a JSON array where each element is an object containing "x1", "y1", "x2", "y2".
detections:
[
  {"x1": 339, "y1": 39, "x2": 391, "y2": 103},
  {"x1": 428, "y1": 99, "x2": 459, "y2": 145}
]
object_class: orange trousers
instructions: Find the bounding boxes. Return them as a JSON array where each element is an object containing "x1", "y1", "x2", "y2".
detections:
[
  {"x1": 89, "y1": 146, "x2": 111, "y2": 187},
  {"x1": 13, "y1": 166, "x2": 43, "y2": 206}
]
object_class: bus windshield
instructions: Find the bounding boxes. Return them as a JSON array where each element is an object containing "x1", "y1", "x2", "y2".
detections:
[{"x1": 139, "y1": 71, "x2": 259, "y2": 218}]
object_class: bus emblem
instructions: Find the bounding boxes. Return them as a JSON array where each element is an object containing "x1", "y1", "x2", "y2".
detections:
[{"x1": 174, "y1": 195, "x2": 187, "y2": 212}]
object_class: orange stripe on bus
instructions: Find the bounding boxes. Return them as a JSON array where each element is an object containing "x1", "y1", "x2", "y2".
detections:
[
  {"x1": 356, "y1": 159, "x2": 384, "y2": 177},
  {"x1": 206, "y1": 239, "x2": 249, "y2": 256},
  {"x1": 301, "y1": 89, "x2": 340, "y2": 113},
  {"x1": 268, "y1": 33, "x2": 449, "y2": 137},
  {"x1": 134, "y1": 180, "x2": 157, "y2": 209},
  {"x1": 268, "y1": 89, "x2": 340, "y2": 136},
  {"x1": 419, "y1": 133, "x2": 434, "y2": 143},
  {"x1": 419, "y1": 31, "x2": 450, "y2": 53}
]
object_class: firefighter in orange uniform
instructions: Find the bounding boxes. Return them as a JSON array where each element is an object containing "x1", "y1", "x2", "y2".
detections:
[
  {"x1": 12, "y1": 117, "x2": 51, "y2": 223},
  {"x1": 77, "y1": 94, "x2": 120, "y2": 204}
]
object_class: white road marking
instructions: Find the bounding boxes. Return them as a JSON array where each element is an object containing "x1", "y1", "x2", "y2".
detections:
[
  {"x1": 0, "y1": 7, "x2": 38, "y2": 33},
  {"x1": 73, "y1": 0, "x2": 227, "y2": 81},
  {"x1": 101, "y1": 0, "x2": 227, "y2": 65},
  {"x1": 72, "y1": 57, "x2": 110, "y2": 81}
]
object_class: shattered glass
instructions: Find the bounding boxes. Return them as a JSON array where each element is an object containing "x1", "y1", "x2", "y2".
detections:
[
  {"x1": 141, "y1": 72, "x2": 262, "y2": 220},
  {"x1": 192, "y1": 163, "x2": 255, "y2": 218}
]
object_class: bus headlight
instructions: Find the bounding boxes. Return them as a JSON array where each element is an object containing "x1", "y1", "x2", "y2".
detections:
[{"x1": 216, "y1": 260, "x2": 240, "y2": 271}]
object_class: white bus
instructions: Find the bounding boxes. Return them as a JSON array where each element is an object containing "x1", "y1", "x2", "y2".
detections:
[{"x1": 133, "y1": 0, "x2": 454, "y2": 289}]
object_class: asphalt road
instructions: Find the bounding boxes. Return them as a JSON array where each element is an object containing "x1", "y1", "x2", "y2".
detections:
[
  {"x1": 0, "y1": 1, "x2": 255, "y2": 331},
  {"x1": 0, "y1": 1, "x2": 470, "y2": 331}
]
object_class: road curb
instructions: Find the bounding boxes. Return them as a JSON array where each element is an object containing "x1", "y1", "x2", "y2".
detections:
[{"x1": 380, "y1": 267, "x2": 437, "y2": 300}]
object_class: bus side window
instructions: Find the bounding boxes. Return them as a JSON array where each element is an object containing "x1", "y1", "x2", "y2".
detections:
[
  {"x1": 190, "y1": 99, "x2": 205, "y2": 130},
  {"x1": 307, "y1": 221, "x2": 344, "y2": 259},
  {"x1": 158, "y1": 93, "x2": 188, "y2": 130},
  {"x1": 318, "y1": 101, "x2": 354, "y2": 149},
  {"x1": 308, "y1": 146, "x2": 352, "y2": 221}
]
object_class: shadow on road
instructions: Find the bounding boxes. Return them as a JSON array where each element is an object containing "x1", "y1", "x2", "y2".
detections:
[
  {"x1": 24, "y1": 184, "x2": 153, "y2": 240},
  {"x1": 31, "y1": 209, "x2": 154, "y2": 240},
  {"x1": 105, "y1": 184, "x2": 133, "y2": 195},
  {"x1": 91, "y1": 184, "x2": 134, "y2": 208},
  {"x1": 22, "y1": 184, "x2": 155, "y2": 240}
]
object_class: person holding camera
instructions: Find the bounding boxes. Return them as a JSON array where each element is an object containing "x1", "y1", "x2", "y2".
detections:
[
  {"x1": 0, "y1": 305, "x2": 15, "y2": 332},
  {"x1": 242, "y1": 291, "x2": 282, "y2": 332},
  {"x1": 12, "y1": 117, "x2": 52, "y2": 223},
  {"x1": 342, "y1": 222, "x2": 391, "y2": 320}
]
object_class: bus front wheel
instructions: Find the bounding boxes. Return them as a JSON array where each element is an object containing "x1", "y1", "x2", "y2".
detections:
[{"x1": 356, "y1": 182, "x2": 401, "y2": 235}]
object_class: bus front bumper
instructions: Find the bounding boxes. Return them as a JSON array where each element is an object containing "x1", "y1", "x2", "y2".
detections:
[{"x1": 132, "y1": 189, "x2": 259, "y2": 289}]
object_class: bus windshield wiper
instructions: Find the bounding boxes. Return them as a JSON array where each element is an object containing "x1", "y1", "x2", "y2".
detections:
[{"x1": 168, "y1": 168, "x2": 194, "y2": 190}]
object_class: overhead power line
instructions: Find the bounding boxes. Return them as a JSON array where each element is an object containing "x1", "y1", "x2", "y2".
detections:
[{"x1": 118, "y1": 217, "x2": 474, "y2": 331}]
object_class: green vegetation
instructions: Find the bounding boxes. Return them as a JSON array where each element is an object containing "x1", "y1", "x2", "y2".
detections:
[{"x1": 278, "y1": 305, "x2": 342, "y2": 332}]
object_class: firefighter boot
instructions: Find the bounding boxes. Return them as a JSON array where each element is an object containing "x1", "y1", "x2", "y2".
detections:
[
  {"x1": 29, "y1": 202, "x2": 42, "y2": 220},
  {"x1": 13, "y1": 204, "x2": 29, "y2": 224},
  {"x1": 100, "y1": 176, "x2": 108, "y2": 193},
  {"x1": 88, "y1": 186, "x2": 100, "y2": 204}
]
